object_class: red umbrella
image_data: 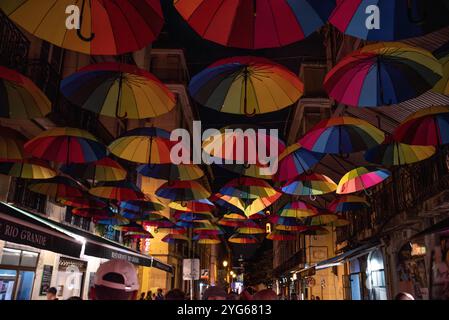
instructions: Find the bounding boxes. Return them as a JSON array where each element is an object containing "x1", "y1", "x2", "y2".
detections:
[{"x1": 71, "y1": 208, "x2": 109, "y2": 219}]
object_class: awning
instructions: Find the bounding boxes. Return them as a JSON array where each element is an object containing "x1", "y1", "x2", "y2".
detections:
[
  {"x1": 411, "y1": 217, "x2": 449, "y2": 239},
  {"x1": 0, "y1": 202, "x2": 173, "y2": 273}
]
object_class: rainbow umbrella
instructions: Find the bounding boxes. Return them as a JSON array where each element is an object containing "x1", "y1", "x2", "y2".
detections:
[
  {"x1": 113, "y1": 222, "x2": 145, "y2": 232},
  {"x1": 119, "y1": 200, "x2": 165, "y2": 213},
  {"x1": 124, "y1": 230, "x2": 154, "y2": 239},
  {"x1": 193, "y1": 222, "x2": 224, "y2": 236},
  {"x1": 301, "y1": 226, "x2": 329, "y2": 236},
  {"x1": 59, "y1": 197, "x2": 107, "y2": 209},
  {"x1": 433, "y1": 42, "x2": 449, "y2": 95},
  {"x1": 279, "y1": 201, "x2": 318, "y2": 218},
  {"x1": 71, "y1": 208, "x2": 110, "y2": 219},
  {"x1": 299, "y1": 117, "x2": 384, "y2": 154},
  {"x1": 175, "y1": 220, "x2": 196, "y2": 229},
  {"x1": 324, "y1": 43, "x2": 442, "y2": 107},
  {"x1": 0, "y1": 66, "x2": 51, "y2": 119},
  {"x1": 168, "y1": 199, "x2": 215, "y2": 213},
  {"x1": 202, "y1": 124, "x2": 285, "y2": 164},
  {"x1": 157, "y1": 226, "x2": 187, "y2": 235},
  {"x1": 0, "y1": 127, "x2": 25, "y2": 161},
  {"x1": 0, "y1": 0, "x2": 164, "y2": 55},
  {"x1": 329, "y1": 0, "x2": 449, "y2": 41},
  {"x1": 61, "y1": 62, "x2": 175, "y2": 119},
  {"x1": 95, "y1": 215, "x2": 129, "y2": 226},
  {"x1": 142, "y1": 218, "x2": 175, "y2": 229},
  {"x1": 223, "y1": 213, "x2": 247, "y2": 220},
  {"x1": 275, "y1": 143, "x2": 324, "y2": 182},
  {"x1": 190, "y1": 57, "x2": 303, "y2": 115},
  {"x1": 137, "y1": 163, "x2": 204, "y2": 181},
  {"x1": 212, "y1": 192, "x2": 281, "y2": 217},
  {"x1": 364, "y1": 138, "x2": 435, "y2": 166},
  {"x1": 219, "y1": 177, "x2": 279, "y2": 199},
  {"x1": 267, "y1": 231, "x2": 297, "y2": 241},
  {"x1": 61, "y1": 158, "x2": 127, "y2": 183},
  {"x1": 281, "y1": 173, "x2": 337, "y2": 197},
  {"x1": 247, "y1": 211, "x2": 267, "y2": 220},
  {"x1": 24, "y1": 127, "x2": 106, "y2": 164},
  {"x1": 306, "y1": 212, "x2": 338, "y2": 226},
  {"x1": 237, "y1": 221, "x2": 266, "y2": 235},
  {"x1": 327, "y1": 195, "x2": 369, "y2": 213},
  {"x1": 162, "y1": 233, "x2": 189, "y2": 243},
  {"x1": 271, "y1": 216, "x2": 303, "y2": 228},
  {"x1": 337, "y1": 167, "x2": 391, "y2": 195},
  {"x1": 394, "y1": 106, "x2": 449, "y2": 146},
  {"x1": 89, "y1": 181, "x2": 144, "y2": 201},
  {"x1": 174, "y1": 211, "x2": 215, "y2": 222},
  {"x1": 120, "y1": 210, "x2": 142, "y2": 220},
  {"x1": 108, "y1": 127, "x2": 173, "y2": 164},
  {"x1": 175, "y1": 0, "x2": 335, "y2": 49},
  {"x1": 228, "y1": 233, "x2": 258, "y2": 244},
  {"x1": 28, "y1": 176, "x2": 83, "y2": 198},
  {"x1": 0, "y1": 159, "x2": 56, "y2": 179},
  {"x1": 217, "y1": 218, "x2": 247, "y2": 228},
  {"x1": 193, "y1": 234, "x2": 221, "y2": 245},
  {"x1": 156, "y1": 181, "x2": 211, "y2": 201}
]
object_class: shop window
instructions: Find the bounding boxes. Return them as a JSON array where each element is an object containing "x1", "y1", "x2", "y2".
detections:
[
  {"x1": 20, "y1": 251, "x2": 39, "y2": 268},
  {"x1": 0, "y1": 248, "x2": 21, "y2": 266},
  {"x1": 8, "y1": 178, "x2": 47, "y2": 214}
]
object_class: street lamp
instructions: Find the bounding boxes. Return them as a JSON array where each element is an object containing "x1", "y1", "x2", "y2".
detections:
[{"x1": 223, "y1": 260, "x2": 228, "y2": 268}]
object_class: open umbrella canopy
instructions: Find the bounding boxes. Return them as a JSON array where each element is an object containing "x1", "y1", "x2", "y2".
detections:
[
  {"x1": 228, "y1": 233, "x2": 258, "y2": 244},
  {"x1": 61, "y1": 157, "x2": 127, "y2": 182},
  {"x1": 168, "y1": 199, "x2": 215, "y2": 213},
  {"x1": 120, "y1": 210, "x2": 142, "y2": 220},
  {"x1": 173, "y1": 211, "x2": 215, "y2": 222},
  {"x1": 275, "y1": 143, "x2": 324, "y2": 182},
  {"x1": 162, "y1": 233, "x2": 189, "y2": 243},
  {"x1": 94, "y1": 215, "x2": 129, "y2": 226},
  {"x1": 219, "y1": 177, "x2": 279, "y2": 199},
  {"x1": 193, "y1": 234, "x2": 221, "y2": 245},
  {"x1": 223, "y1": 213, "x2": 247, "y2": 220},
  {"x1": 202, "y1": 124, "x2": 285, "y2": 165},
  {"x1": 189, "y1": 56, "x2": 304, "y2": 116},
  {"x1": 266, "y1": 231, "x2": 297, "y2": 241},
  {"x1": 108, "y1": 127, "x2": 174, "y2": 164},
  {"x1": 0, "y1": 159, "x2": 56, "y2": 179},
  {"x1": 247, "y1": 211, "x2": 268, "y2": 220},
  {"x1": 124, "y1": 230, "x2": 154, "y2": 239},
  {"x1": 71, "y1": 208, "x2": 110, "y2": 219},
  {"x1": 394, "y1": 106, "x2": 449, "y2": 146},
  {"x1": 306, "y1": 212, "x2": 338, "y2": 226},
  {"x1": 61, "y1": 62, "x2": 175, "y2": 119},
  {"x1": 217, "y1": 217, "x2": 247, "y2": 228},
  {"x1": 59, "y1": 197, "x2": 107, "y2": 209},
  {"x1": 142, "y1": 217, "x2": 175, "y2": 228},
  {"x1": 89, "y1": 181, "x2": 145, "y2": 201},
  {"x1": 299, "y1": 117, "x2": 385, "y2": 154},
  {"x1": 337, "y1": 167, "x2": 391, "y2": 195},
  {"x1": 113, "y1": 221, "x2": 145, "y2": 232},
  {"x1": 193, "y1": 221, "x2": 224, "y2": 236},
  {"x1": 328, "y1": 195, "x2": 369, "y2": 213},
  {"x1": 433, "y1": 42, "x2": 449, "y2": 95},
  {"x1": 212, "y1": 192, "x2": 281, "y2": 217},
  {"x1": 157, "y1": 226, "x2": 187, "y2": 235},
  {"x1": 24, "y1": 127, "x2": 106, "y2": 164},
  {"x1": 0, "y1": 127, "x2": 25, "y2": 161},
  {"x1": 281, "y1": 173, "x2": 337, "y2": 197},
  {"x1": 0, "y1": 66, "x2": 51, "y2": 119},
  {"x1": 278, "y1": 200, "x2": 318, "y2": 218},
  {"x1": 0, "y1": 0, "x2": 164, "y2": 55},
  {"x1": 329, "y1": 0, "x2": 449, "y2": 41},
  {"x1": 156, "y1": 180, "x2": 211, "y2": 201},
  {"x1": 237, "y1": 220, "x2": 266, "y2": 234},
  {"x1": 324, "y1": 43, "x2": 442, "y2": 107},
  {"x1": 119, "y1": 200, "x2": 165, "y2": 213},
  {"x1": 137, "y1": 163, "x2": 204, "y2": 181},
  {"x1": 29, "y1": 176, "x2": 84, "y2": 198},
  {"x1": 364, "y1": 138, "x2": 436, "y2": 166},
  {"x1": 175, "y1": 0, "x2": 335, "y2": 49}
]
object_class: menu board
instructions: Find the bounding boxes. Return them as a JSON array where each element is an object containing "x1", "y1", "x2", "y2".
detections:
[{"x1": 39, "y1": 265, "x2": 53, "y2": 296}]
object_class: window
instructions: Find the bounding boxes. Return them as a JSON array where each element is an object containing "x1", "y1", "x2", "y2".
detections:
[
  {"x1": 0, "y1": 248, "x2": 39, "y2": 268},
  {"x1": 9, "y1": 178, "x2": 46, "y2": 214}
]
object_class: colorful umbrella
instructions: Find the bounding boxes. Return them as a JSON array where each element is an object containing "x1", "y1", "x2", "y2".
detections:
[
  {"x1": 0, "y1": 0, "x2": 164, "y2": 55},
  {"x1": 0, "y1": 66, "x2": 51, "y2": 119},
  {"x1": 364, "y1": 138, "x2": 435, "y2": 166},
  {"x1": 95, "y1": 215, "x2": 129, "y2": 226},
  {"x1": 193, "y1": 234, "x2": 221, "y2": 245},
  {"x1": 228, "y1": 233, "x2": 258, "y2": 244},
  {"x1": 266, "y1": 231, "x2": 297, "y2": 241},
  {"x1": 247, "y1": 211, "x2": 268, "y2": 220},
  {"x1": 174, "y1": 211, "x2": 215, "y2": 222},
  {"x1": 275, "y1": 143, "x2": 324, "y2": 182},
  {"x1": 161, "y1": 233, "x2": 189, "y2": 243},
  {"x1": 108, "y1": 127, "x2": 173, "y2": 164},
  {"x1": 306, "y1": 212, "x2": 338, "y2": 226},
  {"x1": 193, "y1": 222, "x2": 224, "y2": 236},
  {"x1": 156, "y1": 181, "x2": 211, "y2": 201},
  {"x1": 190, "y1": 56, "x2": 304, "y2": 115},
  {"x1": 0, "y1": 127, "x2": 25, "y2": 161},
  {"x1": 124, "y1": 230, "x2": 154, "y2": 239},
  {"x1": 61, "y1": 62, "x2": 175, "y2": 119},
  {"x1": 137, "y1": 163, "x2": 204, "y2": 181},
  {"x1": 29, "y1": 176, "x2": 83, "y2": 198},
  {"x1": 168, "y1": 199, "x2": 215, "y2": 213},
  {"x1": 223, "y1": 213, "x2": 247, "y2": 220},
  {"x1": 0, "y1": 159, "x2": 56, "y2": 179},
  {"x1": 142, "y1": 217, "x2": 175, "y2": 229},
  {"x1": 324, "y1": 43, "x2": 442, "y2": 107},
  {"x1": 237, "y1": 221, "x2": 266, "y2": 235},
  {"x1": 274, "y1": 224, "x2": 308, "y2": 232},
  {"x1": 329, "y1": 0, "x2": 449, "y2": 41},
  {"x1": 120, "y1": 210, "x2": 142, "y2": 220},
  {"x1": 175, "y1": 0, "x2": 335, "y2": 49},
  {"x1": 299, "y1": 117, "x2": 384, "y2": 154},
  {"x1": 113, "y1": 222, "x2": 145, "y2": 232},
  {"x1": 281, "y1": 173, "x2": 337, "y2": 197},
  {"x1": 279, "y1": 201, "x2": 318, "y2": 218},
  {"x1": 59, "y1": 197, "x2": 107, "y2": 209},
  {"x1": 394, "y1": 106, "x2": 449, "y2": 146},
  {"x1": 217, "y1": 218, "x2": 247, "y2": 228},
  {"x1": 24, "y1": 127, "x2": 106, "y2": 164},
  {"x1": 71, "y1": 208, "x2": 110, "y2": 219},
  {"x1": 337, "y1": 167, "x2": 391, "y2": 195},
  {"x1": 89, "y1": 181, "x2": 144, "y2": 201},
  {"x1": 157, "y1": 226, "x2": 187, "y2": 235},
  {"x1": 119, "y1": 200, "x2": 165, "y2": 213},
  {"x1": 328, "y1": 195, "x2": 369, "y2": 213},
  {"x1": 217, "y1": 162, "x2": 274, "y2": 180},
  {"x1": 219, "y1": 177, "x2": 279, "y2": 199},
  {"x1": 61, "y1": 158, "x2": 127, "y2": 182},
  {"x1": 433, "y1": 42, "x2": 449, "y2": 95}
]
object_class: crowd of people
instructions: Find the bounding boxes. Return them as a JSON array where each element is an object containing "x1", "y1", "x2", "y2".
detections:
[{"x1": 45, "y1": 259, "x2": 415, "y2": 301}]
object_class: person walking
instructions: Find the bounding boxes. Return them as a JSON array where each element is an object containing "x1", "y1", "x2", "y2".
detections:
[
  {"x1": 155, "y1": 288, "x2": 164, "y2": 300},
  {"x1": 46, "y1": 287, "x2": 58, "y2": 301}
]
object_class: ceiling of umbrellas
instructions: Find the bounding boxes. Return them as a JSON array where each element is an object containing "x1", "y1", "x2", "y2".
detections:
[{"x1": 0, "y1": 0, "x2": 449, "y2": 245}]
